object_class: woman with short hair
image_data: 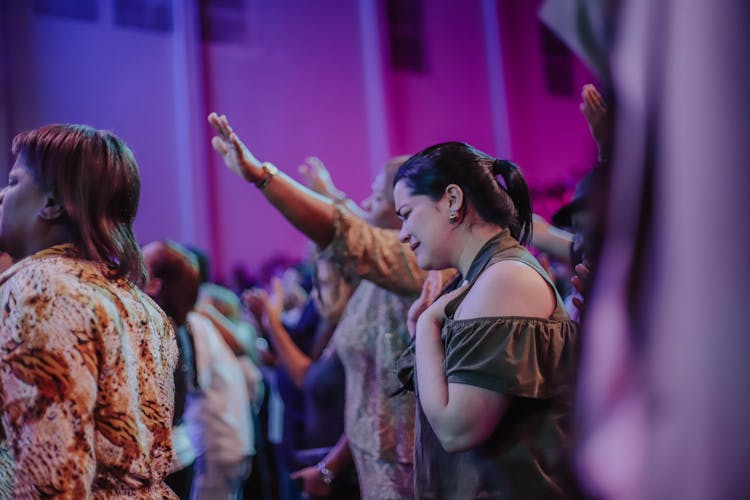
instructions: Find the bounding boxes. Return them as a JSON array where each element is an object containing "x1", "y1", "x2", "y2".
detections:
[{"x1": 0, "y1": 124, "x2": 177, "y2": 498}]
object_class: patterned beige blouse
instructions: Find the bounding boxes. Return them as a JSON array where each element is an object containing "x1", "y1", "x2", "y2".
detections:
[
  {"x1": 0, "y1": 245, "x2": 178, "y2": 498},
  {"x1": 327, "y1": 207, "x2": 455, "y2": 499},
  {"x1": 328, "y1": 206, "x2": 429, "y2": 297}
]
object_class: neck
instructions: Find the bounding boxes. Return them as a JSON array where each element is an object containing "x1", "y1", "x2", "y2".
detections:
[
  {"x1": 19, "y1": 228, "x2": 74, "y2": 261},
  {"x1": 453, "y1": 223, "x2": 504, "y2": 277}
]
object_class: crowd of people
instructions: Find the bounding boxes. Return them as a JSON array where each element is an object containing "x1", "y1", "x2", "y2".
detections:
[
  {"x1": 2, "y1": 1, "x2": 746, "y2": 497},
  {"x1": 0, "y1": 70, "x2": 603, "y2": 499},
  {"x1": 0, "y1": 89, "x2": 597, "y2": 498}
]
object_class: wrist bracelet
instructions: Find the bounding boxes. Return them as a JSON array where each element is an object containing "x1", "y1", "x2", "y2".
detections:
[
  {"x1": 331, "y1": 193, "x2": 349, "y2": 205},
  {"x1": 316, "y1": 461, "x2": 335, "y2": 485},
  {"x1": 255, "y1": 162, "x2": 279, "y2": 190}
]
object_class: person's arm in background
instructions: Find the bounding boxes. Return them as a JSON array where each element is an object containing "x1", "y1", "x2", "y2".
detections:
[
  {"x1": 244, "y1": 278, "x2": 312, "y2": 388},
  {"x1": 531, "y1": 84, "x2": 610, "y2": 262},
  {"x1": 290, "y1": 434, "x2": 354, "y2": 498},
  {"x1": 571, "y1": 261, "x2": 592, "y2": 312},
  {"x1": 298, "y1": 156, "x2": 366, "y2": 218},
  {"x1": 531, "y1": 214, "x2": 574, "y2": 262},
  {"x1": 580, "y1": 83, "x2": 612, "y2": 162},
  {"x1": 209, "y1": 112, "x2": 337, "y2": 247}
]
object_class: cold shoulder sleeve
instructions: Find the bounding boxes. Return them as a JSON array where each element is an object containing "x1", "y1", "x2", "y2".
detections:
[{"x1": 442, "y1": 317, "x2": 578, "y2": 399}]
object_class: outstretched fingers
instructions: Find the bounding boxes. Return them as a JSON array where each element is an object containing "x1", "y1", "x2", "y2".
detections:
[
  {"x1": 211, "y1": 135, "x2": 229, "y2": 155},
  {"x1": 583, "y1": 84, "x2": 607, "y2": 112}
]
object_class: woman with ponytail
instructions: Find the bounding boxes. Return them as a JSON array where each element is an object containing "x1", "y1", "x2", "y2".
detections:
[{"x1": 393, "y1": 142, "x2": 578, "y2": 499}]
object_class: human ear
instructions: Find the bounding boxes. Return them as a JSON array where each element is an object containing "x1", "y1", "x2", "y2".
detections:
[
  {"x1": 38, "y1": 192, "x2": 65, "y2": 221},
  {"x1": 444, "y1": 184, "x2": 464, "y2": 211}
]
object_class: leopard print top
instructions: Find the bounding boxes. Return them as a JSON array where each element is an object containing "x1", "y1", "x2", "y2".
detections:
[{"x1": 0, "y1": 245, "x2": 178, "y2": 498}]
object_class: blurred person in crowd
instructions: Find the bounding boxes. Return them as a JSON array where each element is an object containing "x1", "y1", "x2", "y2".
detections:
[
  {"x1": 542, "y1": 1, "x2": 750, "y2": 499},
  {"x1": 144, "y1": 240, "x2": 253, "y2": 500},
  {"x1": 247, "y1": 249, "x2": 361, "y2": 499},
  {"x1": 195, "y1": 283, "x2": 266, "y2": 500},
  {"x1": 143, "y1": 240, "x2": 202, "y2": 499}
]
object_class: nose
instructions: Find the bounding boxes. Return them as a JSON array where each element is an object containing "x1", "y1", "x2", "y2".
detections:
[{"x1": 398, "y1": 224, "x2": 410, "y2": 244}]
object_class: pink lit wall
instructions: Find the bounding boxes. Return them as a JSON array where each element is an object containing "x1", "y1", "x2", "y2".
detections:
[
  {"x1": 1, "y1": 0, "x2": 597, "y2": 283},
  {"x1": 382, "y1": 1, "x2": 498, "y2": 156},
  {"x1": 202, "y1": 0, "x2": 372, "y2": 280},
  {"x1": 1, "y1": 1, "x2": 198, "y2": 249},
  {"x1": 497, "y1": 0, "x2": 600, "y2": 217}
]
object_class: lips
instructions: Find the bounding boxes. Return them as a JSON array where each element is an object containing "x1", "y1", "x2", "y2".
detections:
[{"x1": 410, "y1": 241, "x2": 420, "y2": 253}]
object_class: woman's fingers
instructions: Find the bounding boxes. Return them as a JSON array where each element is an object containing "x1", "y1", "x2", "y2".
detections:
[
  {"x1": 207, "y1": 112, "x2": 235, "y2": 141},
  {"x1": 211, "y1": 135, "x2": 228, "y2": 155},
  {"x1": 298, "y1": 163, "x2": 312, "y2": 182}
]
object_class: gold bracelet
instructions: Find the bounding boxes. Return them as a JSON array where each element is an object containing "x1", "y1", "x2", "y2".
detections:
[{"x1": 255, "y1": 162, "x2": 279, "y2": 190}]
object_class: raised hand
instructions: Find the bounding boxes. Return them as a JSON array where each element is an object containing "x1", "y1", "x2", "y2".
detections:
[
  {"x1": 571, "y1": 261, "x2": 592, "y2": 312},
  {"x1": 242, "y1": 278, "x2": 285, "y2": 332},
  {"x1": 298, "y1": 156, "x2": 343, "y2": 200},
  {"x1": 241, "y1": 288, "x2": 265, "y2": 326},
  {"x1": 579, "y1": 84, "x2": 612, "y2": 160},
  {"x1": 208, "y1": 112, "x2": 264, "y2": 184}
]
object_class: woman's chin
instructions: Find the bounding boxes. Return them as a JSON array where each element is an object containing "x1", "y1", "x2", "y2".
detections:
[{"x1": 416, "y1": 253, "x2": 434, "y2": 270}]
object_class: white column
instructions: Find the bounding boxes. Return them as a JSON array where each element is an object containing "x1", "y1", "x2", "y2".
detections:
[
  {"x1": 358, "y1": 0, "x2": 390, "y2": 177},
  {"x1": 481, "y1": 0, "x2": 513, "y2": 157},
  {"x1": 171, "y1": 0, "x2": 211, "y2": 248}
]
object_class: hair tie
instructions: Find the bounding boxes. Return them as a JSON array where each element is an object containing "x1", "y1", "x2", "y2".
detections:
[{"x1": 492, "y1": 159, "x2": 509, "y2": 191}]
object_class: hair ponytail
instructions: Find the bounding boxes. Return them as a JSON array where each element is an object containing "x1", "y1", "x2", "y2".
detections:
[{"x1": 493, "y1": 159, "x2": 533, "y2": 244}]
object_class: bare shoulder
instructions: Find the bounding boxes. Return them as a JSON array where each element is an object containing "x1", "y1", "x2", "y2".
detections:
[{"x1": 457, "y1": 260, "x2": 556, "y2": 319}]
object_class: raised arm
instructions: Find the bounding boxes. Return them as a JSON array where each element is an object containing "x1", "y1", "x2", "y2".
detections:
[
  {"x1": 298, "y1": 156, "x2": 366, "y2": 219},
  {"x1": 209, "y1": 112, "x2": 434, "y2": 295},
  {"x1": 244, "y1": 278, "x2": 312, "y2": 387},
  {"x1": 580, "y1": 84, "x2": 612, "y2": 161},
  {"x1": 209, "y1": 112, "x2": 337, "y2": 248},
  {"x1": 531, "y1": 213, "x2": 575, "y2": 262}
]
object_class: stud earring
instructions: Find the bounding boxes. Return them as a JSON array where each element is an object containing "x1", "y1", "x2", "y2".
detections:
[{"x1": 448, "y1": 211, "x2": 458, "y2": 223}]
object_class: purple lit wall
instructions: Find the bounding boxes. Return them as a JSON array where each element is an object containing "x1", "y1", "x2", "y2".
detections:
[
  {"x1": 497, "y1": 0, "x2": 599, "y2": 216},
  {"x1": 0, "y1": 0, "x2": 598, "y2": 283}
]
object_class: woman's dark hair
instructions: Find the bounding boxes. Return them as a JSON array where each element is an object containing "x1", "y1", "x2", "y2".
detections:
[
  {"x1": 12, "y1": 124, "x2": 147, "y2": 286},
  {"x1": 146, "y1": 240, "x2": 201, "y2": 325},
  {"x1": 393, "y1": 142, "x2": 533, "y2": 244}
]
